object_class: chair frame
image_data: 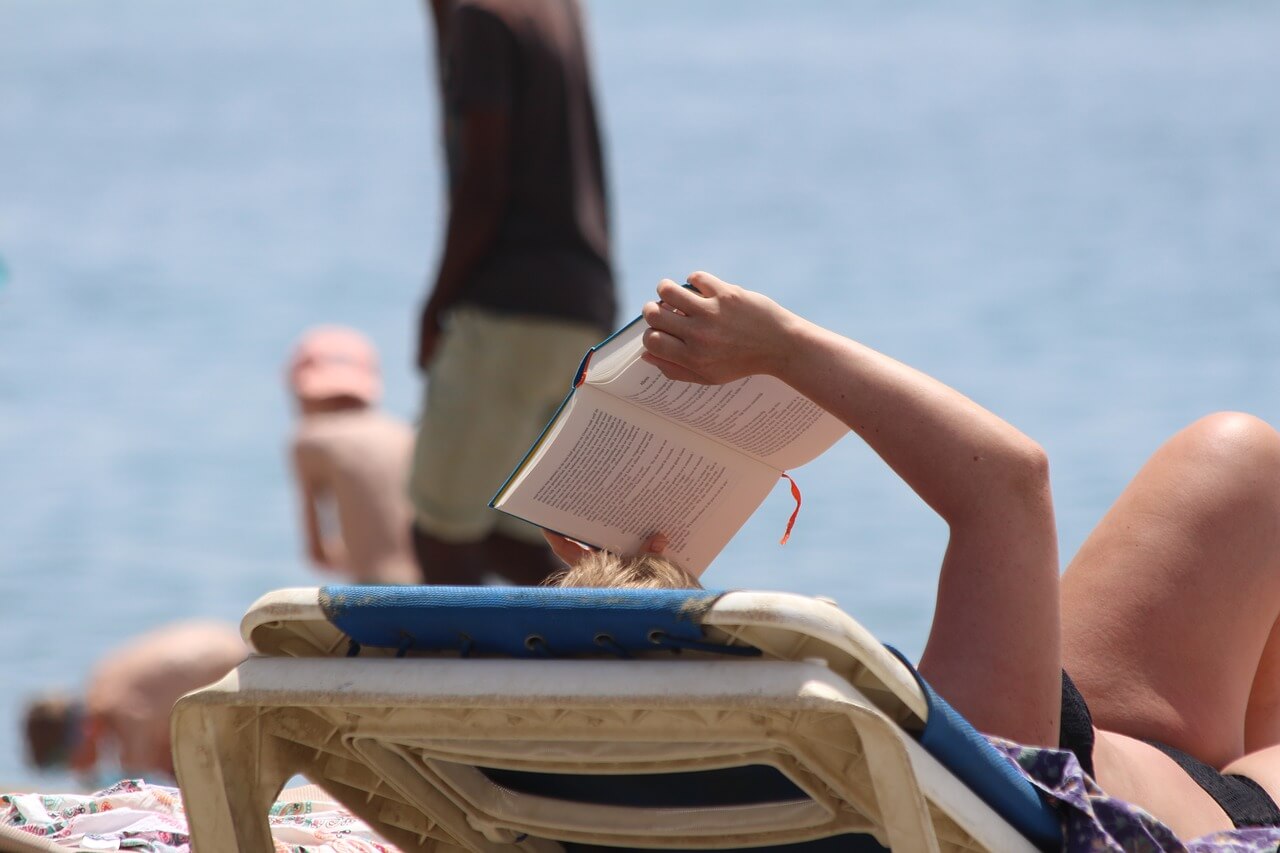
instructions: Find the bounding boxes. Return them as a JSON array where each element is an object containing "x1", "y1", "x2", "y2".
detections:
[{"x1": 172, "y1": 588, "x2": 1045, "y2": 852}]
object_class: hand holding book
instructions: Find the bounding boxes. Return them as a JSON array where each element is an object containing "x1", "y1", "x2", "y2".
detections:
[
  {"x1": 640, "y1": 274, "x2": 804, "y2": 387},
  {"x1": 491, "y1": 274, "x2": 849, "y2": 576}
]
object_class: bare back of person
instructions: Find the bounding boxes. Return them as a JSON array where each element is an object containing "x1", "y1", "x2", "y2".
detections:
[
  {"x1": 293, "y1": 409, "x2": 418, "y2": 584},
  {"x1": 85, "y1": 620, "x2": 246, "y2": 776}
]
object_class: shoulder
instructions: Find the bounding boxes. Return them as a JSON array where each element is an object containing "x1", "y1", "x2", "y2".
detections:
[
  {"x1": 300, "y1": 411, "x2": 410, "y2": 451},
  {"x1": 290, "y1": 426, "x2": 331, "y2": 479},
  {"x1": 321, "y1": 409, "x2": 408, "y2": 436},
  {"x1": 341, "y1": 411, "x2": 415, "y2": 459},
  {"x1": 292, "y1": 414, "x2": 345, "y2": 449}
]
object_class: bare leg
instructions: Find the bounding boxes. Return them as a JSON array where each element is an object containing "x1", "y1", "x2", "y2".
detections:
[
  {"x1": 1211, "y1": 592, "x2": 1280, "y2": 811},
  {"x1": 1223, "y1": 742, "x2": 1280, "y2": 801},
  {"x1": 1062, "y1": 412, "x2": 1280, "y2": 768},
  {"x1": 1244, "y1": 611, "x2": 1280, "y2": 752}
]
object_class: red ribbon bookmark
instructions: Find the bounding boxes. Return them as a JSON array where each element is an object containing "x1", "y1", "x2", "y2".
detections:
[
  {"x1": 574, "y1": 350, "x2": 594, "y2": 387},
  {"x1": 779, "y1": 472, "x2": 802, "y2": 545}
]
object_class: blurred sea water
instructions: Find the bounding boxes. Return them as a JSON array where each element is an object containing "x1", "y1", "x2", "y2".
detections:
[{"x1": 2, "y1": 0, "x2": 1279, "y2": 789}]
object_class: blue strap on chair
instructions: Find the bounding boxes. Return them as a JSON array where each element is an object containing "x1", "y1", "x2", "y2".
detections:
[
  {"x1": 319, "y1": 585, "x2": 757, "y2": 658},
  {"x1": 885, "y1": 646, "x2": 1062, "y2": 851}
]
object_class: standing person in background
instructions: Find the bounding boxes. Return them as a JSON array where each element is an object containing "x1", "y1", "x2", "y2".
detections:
[
  {"x1": 288, "y1": 326, "x2": 419, "y2": 585},
  {"x1": 411, "y1": 0, "x2": 616, "y2": 585}
]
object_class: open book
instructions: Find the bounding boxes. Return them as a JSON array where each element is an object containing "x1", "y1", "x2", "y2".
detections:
[{"x1": 490, "y1": 316, "x2": 850, "y2": 575}]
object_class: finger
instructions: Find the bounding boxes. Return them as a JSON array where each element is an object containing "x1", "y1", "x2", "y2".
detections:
[
  {"x1": 542, "y1": 530, "x2": 595, "y2": 567},
  {"x1": 642, "y1": 300, "x2": 691, "y2": 338},
  {"x1": 641, "y1": 326, "x2": 687, "y2": 364},
  {"x1": 643, "y1": 532, "x2": 669, "y2": 555},
  {"x1": 640, "y1": 351, "x2": 711, "y2": 384},
  {"x1": 656, "y1": 278, "x2": 707, "y2": 316},
  {"x1": 685, "y1": 270, "x2": 727, "y2": 296}
]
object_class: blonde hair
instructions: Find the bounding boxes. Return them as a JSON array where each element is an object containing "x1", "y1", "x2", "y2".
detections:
[{"x1": 547, "y1": 549, "x2": 702, "y2": 590}]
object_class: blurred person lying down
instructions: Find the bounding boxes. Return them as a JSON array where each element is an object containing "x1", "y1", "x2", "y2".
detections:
[{"x1": 23, "y1": 620, "x2": 246, "y2": 785}]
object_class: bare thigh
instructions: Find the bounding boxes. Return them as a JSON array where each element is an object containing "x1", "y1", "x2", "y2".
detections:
[
  {"x1": 1243, "y1": 614, "x2": 1280, "y2": 753},
  {"x1": 1223, "y1": 743, "x2": 1280, "y2": 809},
  {"x1": 1061, "y1": 413, "x2": 1280, "y2": 768},
  {"x1": 1092, "y1": 728, "x2": 1232, "y2": 839}
]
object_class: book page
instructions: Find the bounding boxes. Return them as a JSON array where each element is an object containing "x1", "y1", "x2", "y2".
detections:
[
  {"x1": 590, "y1": 355, "x2": 848, "y2": 471},
  {"x1": 580, "y1": 315, "x2": 646, "y2": 383},
  {"x1": 494, "y1": 386, "x2": 779, "y2": 575}
]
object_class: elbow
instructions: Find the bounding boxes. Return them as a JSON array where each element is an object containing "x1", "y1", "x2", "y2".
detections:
[
  {"x1": 935, "y1": 431, "x2": 1057, "y2": 563},
  {"x1": 952, "y1": 434, "x2": 1052, "y2": 524},
  {"x1": 1013, "y1": 437, "x2": 1051, "y2": 484},
  {"x1": 997, "y1": 436, "x2": 1053, "y2": 512}
]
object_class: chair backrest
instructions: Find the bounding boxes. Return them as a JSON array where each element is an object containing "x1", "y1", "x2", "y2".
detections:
[
  {"x1": 237, "y1": 585, "x2": 1062, "y2": 851},
  {"x1": 317, "y1": 585, "x2": 746, "y2": 659}
]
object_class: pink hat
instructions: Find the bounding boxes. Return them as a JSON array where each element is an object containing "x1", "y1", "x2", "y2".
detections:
[{"x1": 288, "y1": 325, "x2": 382, "y2": 404}]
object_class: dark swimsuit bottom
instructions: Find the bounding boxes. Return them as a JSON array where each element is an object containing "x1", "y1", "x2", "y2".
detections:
[{"x1": 1059, "y1": 671, "x2": 1280, "y2": 829}]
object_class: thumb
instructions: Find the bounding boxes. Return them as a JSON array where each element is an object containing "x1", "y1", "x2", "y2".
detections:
[
  {"x1": 643, "y1": 532, "x2": 669, "y2": 555},
  {"x1": 640, "y1": 353, "x2": 711, "y2": 385}
]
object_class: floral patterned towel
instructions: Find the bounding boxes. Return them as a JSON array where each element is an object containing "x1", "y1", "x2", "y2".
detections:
[
  {"x1": 2, "y1": 778, "x2": 398, "y2": 852},
  {"x1": 993, "y1": 737, "x2": 1280, "y2": 852},
  {"x1": 10, "y1": 756, "x2": 1280, "y2": 852}
]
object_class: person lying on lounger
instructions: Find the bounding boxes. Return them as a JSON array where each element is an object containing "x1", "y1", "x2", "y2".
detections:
[{"x1": 544, "y1": 270, "x2": 1280, "y2": 839}]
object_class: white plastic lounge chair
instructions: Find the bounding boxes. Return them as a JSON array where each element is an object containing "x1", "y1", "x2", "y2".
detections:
[{"x1": 172, "y1": 585, "x2": 1062, "y2": 852}]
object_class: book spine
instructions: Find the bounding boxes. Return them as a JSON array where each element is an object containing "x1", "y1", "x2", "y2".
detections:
[{"x1": 574, "y1": 349, "x2": 594, "y2": 388}]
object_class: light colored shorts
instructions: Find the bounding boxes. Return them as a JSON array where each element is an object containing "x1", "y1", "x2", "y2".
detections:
[{"x1": 409, "y1": 305, "x2": 605, "y2": 544}]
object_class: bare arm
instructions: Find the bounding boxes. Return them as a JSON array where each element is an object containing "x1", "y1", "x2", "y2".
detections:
[
  {"x1": 641, "y1": 272, "x2": 1061, "y2": 746},
  {"x1": 292, "y1": 445, "x2": 346, "y2": 573},
  {"x1": 418, "y1": 108, "x2": 511, "y2": 369}
]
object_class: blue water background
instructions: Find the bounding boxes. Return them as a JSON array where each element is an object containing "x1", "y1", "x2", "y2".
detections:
[{"x1": 2, "y1": 0, "x2": 1279, "y2": 788}]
